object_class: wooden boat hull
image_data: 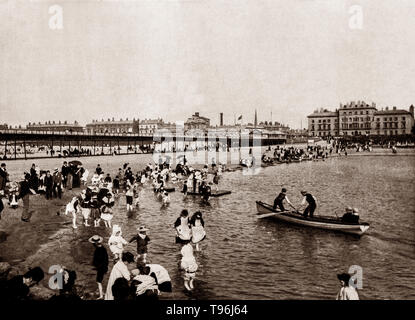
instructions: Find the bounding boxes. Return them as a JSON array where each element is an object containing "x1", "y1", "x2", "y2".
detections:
[
  {"x1": 185, "y1": 190, "x2": 232, "y2": 197},
  {"x1": 256, "y1": 201, "x2": 369, "y2": 236}
]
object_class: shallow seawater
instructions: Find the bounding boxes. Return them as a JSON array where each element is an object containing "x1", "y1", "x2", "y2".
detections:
[{"x1": 2, "y1": 152, "x2": 415, "y2": 299}]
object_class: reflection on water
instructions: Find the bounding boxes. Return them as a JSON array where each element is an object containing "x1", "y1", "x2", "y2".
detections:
[{"x1": 3, "y1": 154, "x2": 415, "y2": 299}]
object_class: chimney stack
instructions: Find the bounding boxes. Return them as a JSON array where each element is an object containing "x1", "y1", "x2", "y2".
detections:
[{"x1": 220, "y1": 113, "x2": 223, "y2": 126}]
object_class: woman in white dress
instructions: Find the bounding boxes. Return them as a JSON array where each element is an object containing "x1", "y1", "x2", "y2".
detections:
[
  {"x1": 104, "y1": 251, "x2": 135, "y2": 300},
  {"x1": 190, "y1": 211, "x2": 206, "y2": 251}
]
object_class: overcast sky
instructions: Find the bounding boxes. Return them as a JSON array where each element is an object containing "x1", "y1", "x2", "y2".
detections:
[{"x1": 1, "y1": 0, "x2": 415, "y2": 128}]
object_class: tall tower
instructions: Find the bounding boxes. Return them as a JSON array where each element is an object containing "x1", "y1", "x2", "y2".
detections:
[
  {"x1": 220, "y1": 113, "x2": 223, "y2": 126},
  {"x1": 410, "y1": 104, "x2": 414, "y2": 118},
  {"x1": 254, "y1": 109, "x2": 258, "y2": 128}
]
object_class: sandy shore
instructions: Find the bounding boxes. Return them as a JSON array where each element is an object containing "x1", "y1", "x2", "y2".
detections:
[{"x1": 0, "y1": 187, "x2": 91, "y2": 299}]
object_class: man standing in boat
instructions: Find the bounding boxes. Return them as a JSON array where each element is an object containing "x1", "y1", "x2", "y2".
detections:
[
  {"x1": 299, "y1": 190, "x2": 317, "y2": 218},
  {"x1": 273, "y1": 188, "x2": 295, "y2": 212}
]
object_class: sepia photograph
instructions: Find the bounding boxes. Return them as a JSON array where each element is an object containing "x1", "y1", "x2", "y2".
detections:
[{"x1": 0, "y1": 0, "x2": 414, "y2": 311}]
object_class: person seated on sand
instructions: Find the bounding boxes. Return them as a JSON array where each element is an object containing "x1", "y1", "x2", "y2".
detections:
[{"x1": 0, "y1": 267, "x2": 44, "y2": 301}]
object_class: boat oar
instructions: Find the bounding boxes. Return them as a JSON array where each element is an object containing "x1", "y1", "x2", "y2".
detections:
[{"x1": 256, "y1": 212, "x2": 280, "y2": 219}]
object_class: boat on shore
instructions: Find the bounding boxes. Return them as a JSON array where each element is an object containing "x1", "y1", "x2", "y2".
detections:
[{"x1": 256, "y1": 201, "x2": 370, "y2": 236}]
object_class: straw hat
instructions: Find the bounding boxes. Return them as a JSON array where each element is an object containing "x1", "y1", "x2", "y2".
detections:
[
  {"x1": 88, "y1": 235, "x2": 103, "y2": 244},
  {"x1": 137, "y1": 226, "x2": 149, "y2": 233}
]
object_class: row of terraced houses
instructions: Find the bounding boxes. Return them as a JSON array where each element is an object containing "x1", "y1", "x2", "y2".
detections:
[{"x1": 307, "y1": 101, "x2": 415, "y2": 137}]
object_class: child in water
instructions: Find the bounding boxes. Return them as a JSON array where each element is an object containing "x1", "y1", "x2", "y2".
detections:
[
  {"x1": 100, "y1": 205, "x2": 113, "y2": 228},
  {"x1": 182, "y1": 181, "x2": 188, "y2": 198},
  {"x1": 190, "y1": 211, "x2": 206, "y2": 252},
  {"x1": 180, "y1": 242, "x2": 198, "y2": 291},
  {"x1": 125, "y1": 186, "x2": 134, "y2": 212},
  {"x1": 65, "y1": 196, "x2": 80, "y2": 229},
  {"x1": 108, "y1": 225, "x2": 128, "y2": 260},
  {"x1": 175, "y1": 210, "x2": 192, "y2": 244},
  {"x1": 90, "y1": 195, "x2": 101, "y2": 228},
  {"x1": 161, "y1": 191, "x2": 170, "y2": 207}
]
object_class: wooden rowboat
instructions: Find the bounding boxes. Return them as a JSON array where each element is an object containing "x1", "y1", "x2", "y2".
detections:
[
  {"x1": 256, "y1": 201, "x2": 369, "y2": 236},
  {"x1": 185, "y1": 190, "x2": 232, "y2": 197}
]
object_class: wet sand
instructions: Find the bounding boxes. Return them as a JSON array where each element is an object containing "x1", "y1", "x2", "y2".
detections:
[{"x1": 0, "y1": 188, "x2": 82, "y2": 298}]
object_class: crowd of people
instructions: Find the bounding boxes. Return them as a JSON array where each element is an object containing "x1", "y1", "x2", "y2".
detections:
[
  {"x1": 0, "y1": 144, "x2": 365, "y2": 301},
  {"x1": 0, "y1": 155, "x2": 220, "y2": 300}
]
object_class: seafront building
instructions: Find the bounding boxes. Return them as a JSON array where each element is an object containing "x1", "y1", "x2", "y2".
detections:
[
  {"x1": 26, "y1": 121, "x2": 83, "y2": 133},
  {"x1": 2, "y1": 110, "x2": 293, "y2": 144},
  {"x1": 139, "y1": 118, "x2": 164, "y2": 136},
  {"x1": 85, "y1": 118, "x2": 140, "y2": 135},
  {"x1": 307, "y1": 101, "x2": 415, "y2": 137}
]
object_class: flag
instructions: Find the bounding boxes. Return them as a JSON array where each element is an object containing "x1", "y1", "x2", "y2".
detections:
[{"x1": 237, "y1": 115, "x2": 242, "y2": 120}]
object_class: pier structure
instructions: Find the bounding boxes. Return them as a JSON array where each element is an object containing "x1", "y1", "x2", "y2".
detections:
[{"x1": 0, "y1": 129, "x2": 287, "y2": 160}]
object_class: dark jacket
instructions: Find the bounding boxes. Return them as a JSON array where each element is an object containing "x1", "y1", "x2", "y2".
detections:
[
  {"x1": 93, "y1": 245, "x2": 109, "y2": 271},
  {"x1": 129, "y1": 235, "x2": 150, "y2": 254},
  {"x1": 53, "y1": 172, "x2": 62, "y2": 185},
  {"x1": 18, "y1": 180, "x2": 31, "y2": 199},
  {"x1": 45, "y1": 175, "x2": 53, "y2": 188},
  {"x1": 0, "y1": 168, "x2": 8, "y2": 191}
]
